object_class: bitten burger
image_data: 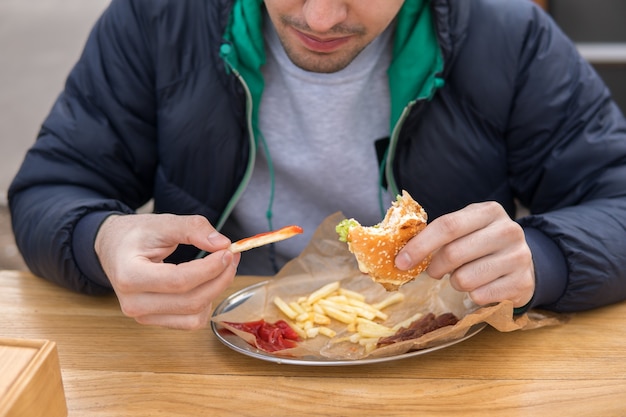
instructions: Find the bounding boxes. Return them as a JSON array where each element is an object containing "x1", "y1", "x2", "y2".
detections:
[{"x1": 336, "y1": 190, "x2": 431, "y2": 291}]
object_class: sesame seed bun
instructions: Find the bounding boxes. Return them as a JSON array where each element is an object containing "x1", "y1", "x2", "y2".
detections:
[{"x1": 338, "y1": 190, "x2": 430, "y2": 291}]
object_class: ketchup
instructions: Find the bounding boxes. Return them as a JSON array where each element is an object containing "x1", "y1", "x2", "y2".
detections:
[{"x1": 225, "y1": 319, "x2": 300, "y2": 352}]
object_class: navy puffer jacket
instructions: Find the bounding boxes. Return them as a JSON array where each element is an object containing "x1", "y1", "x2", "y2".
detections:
[{"x1": 9, "y1": 0, "x2": 626, "y2": 313}]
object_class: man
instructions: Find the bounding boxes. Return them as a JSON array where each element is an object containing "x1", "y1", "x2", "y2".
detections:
[{"x1": 9, "y1": 0, "x2": 626, "y2": 329}]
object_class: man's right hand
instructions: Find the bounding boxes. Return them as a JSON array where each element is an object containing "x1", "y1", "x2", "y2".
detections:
[{"x1": 94, "y1": 213, "x2": 239, "y2": 330}]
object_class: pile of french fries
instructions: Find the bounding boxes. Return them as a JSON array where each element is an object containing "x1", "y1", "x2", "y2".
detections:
[{"x1": 273, "y1": 281, "x2": 423, "y2": 353}]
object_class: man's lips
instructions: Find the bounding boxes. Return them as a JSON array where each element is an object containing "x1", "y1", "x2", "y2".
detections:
[{"x1": 292, "y1": 28, "x2": 352, "y2": 53}]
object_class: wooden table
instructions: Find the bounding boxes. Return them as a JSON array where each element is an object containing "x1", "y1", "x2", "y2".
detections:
[{"x1": 1, "y1": 270, "x2": 625, "y2": 416}]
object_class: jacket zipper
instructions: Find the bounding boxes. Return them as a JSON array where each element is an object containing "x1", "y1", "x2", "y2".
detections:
[
  {"x1": 215, "y1": 51, "x2": 257, "y2": 232},
  {"x1": 385, "y1": 100, "x2": 421, "y2": 197},
  {"x1": 195, "y1": 53, "x2": 255, "y2": 260}
]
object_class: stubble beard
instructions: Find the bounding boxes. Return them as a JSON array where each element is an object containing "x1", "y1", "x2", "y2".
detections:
[{"x1": 276, "y1": 16, "x2": 367, "y2": 74}]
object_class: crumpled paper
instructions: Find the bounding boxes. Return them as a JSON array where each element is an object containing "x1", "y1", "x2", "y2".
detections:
[{"x1": 212, "y1": 212, "x2": 569, "y2": 360}]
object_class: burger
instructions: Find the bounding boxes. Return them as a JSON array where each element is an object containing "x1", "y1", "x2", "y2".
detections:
[{"x1": 336, "y1": 190, "x2": 431, "y2": 291}]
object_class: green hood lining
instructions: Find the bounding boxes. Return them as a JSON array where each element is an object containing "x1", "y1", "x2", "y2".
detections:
[
  {"x1": 390, "y1": 0, "x2": 444, "y2": 126},
  {"x1": 220, "y1": 0, "x2": 444, "y2": 134}
]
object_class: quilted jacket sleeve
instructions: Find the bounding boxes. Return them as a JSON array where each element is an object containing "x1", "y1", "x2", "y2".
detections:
[
  {"x1": 504, "y1": 4, "x2": 626, "y2": 312},
  {"x1": 8, "y1": 0, "x2": 157, "y2": 293}
]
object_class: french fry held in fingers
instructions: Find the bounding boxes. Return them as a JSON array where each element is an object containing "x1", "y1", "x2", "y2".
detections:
[
  {"x1": 229, "y1": 225, "x2": 303, "y2": 253},
  {"x1": 272, "y1": 281, "x2": 416, "y2": 353}
]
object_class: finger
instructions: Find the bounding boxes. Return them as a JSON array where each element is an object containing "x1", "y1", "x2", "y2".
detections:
[
  {"x1": 121, "y1": 256, "x2": 237, "y2": 317},
  {"x1": 446, "y1": 245, "x2": 530, "y2": 294},
  {"x1": 153, "y1": 214, "x2": 232, "y2": 253},
  {"x1": 447, "y1": 255, "x2": 507, "y2": 293},
  {"x1": 396, "y1": 202, "x2": 503, "y2": 270},
  {"x1": 464, "y1": 271, "x2": 535, "y2": 307},
  {"x1": 426, "y1": 219, "x2": 521, "y2": 279},
  {"x1": 445, "y1": 227, "x2": 532, "y2": 285},
  {"x1": 114, "y1": 250, "x2": 238, "y2": 294},
  {"x1": 447, "y1": 249, "x2": 535, "y2": 307}
]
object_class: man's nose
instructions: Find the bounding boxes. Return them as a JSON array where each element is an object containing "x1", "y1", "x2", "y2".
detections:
[{"x1": 302, "y1": 0, "x2": 349, "y2": 33}]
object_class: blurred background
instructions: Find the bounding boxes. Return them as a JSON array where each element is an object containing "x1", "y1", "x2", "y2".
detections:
[
  {"x1": 0, "y1": 0, "x2": 109, "y2": 269},
  {"x1": 0, "y1": 0, "x2": 625, "y2": 270}
]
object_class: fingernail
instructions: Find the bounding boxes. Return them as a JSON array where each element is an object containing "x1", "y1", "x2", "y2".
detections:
[
  {"x1": 208, "y1": 232, "x2": 230, "y2": 247},
  {"x1": 395, "y1": 252, "x2": 412, "y2": 270}
]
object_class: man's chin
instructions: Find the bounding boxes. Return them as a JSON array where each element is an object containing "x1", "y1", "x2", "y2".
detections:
[{"x1": 286, "y1": 53, "x2": 357, "y2": 74}]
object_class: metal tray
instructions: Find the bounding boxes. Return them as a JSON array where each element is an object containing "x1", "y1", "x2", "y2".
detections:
[{"x1": 211, "y1": 281, "x2": 486, "y2": 366}]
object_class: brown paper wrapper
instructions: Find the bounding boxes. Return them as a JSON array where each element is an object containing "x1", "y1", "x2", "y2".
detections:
[{"x1": 213, "y1": 213, "x2": 569, "y2": 360}]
